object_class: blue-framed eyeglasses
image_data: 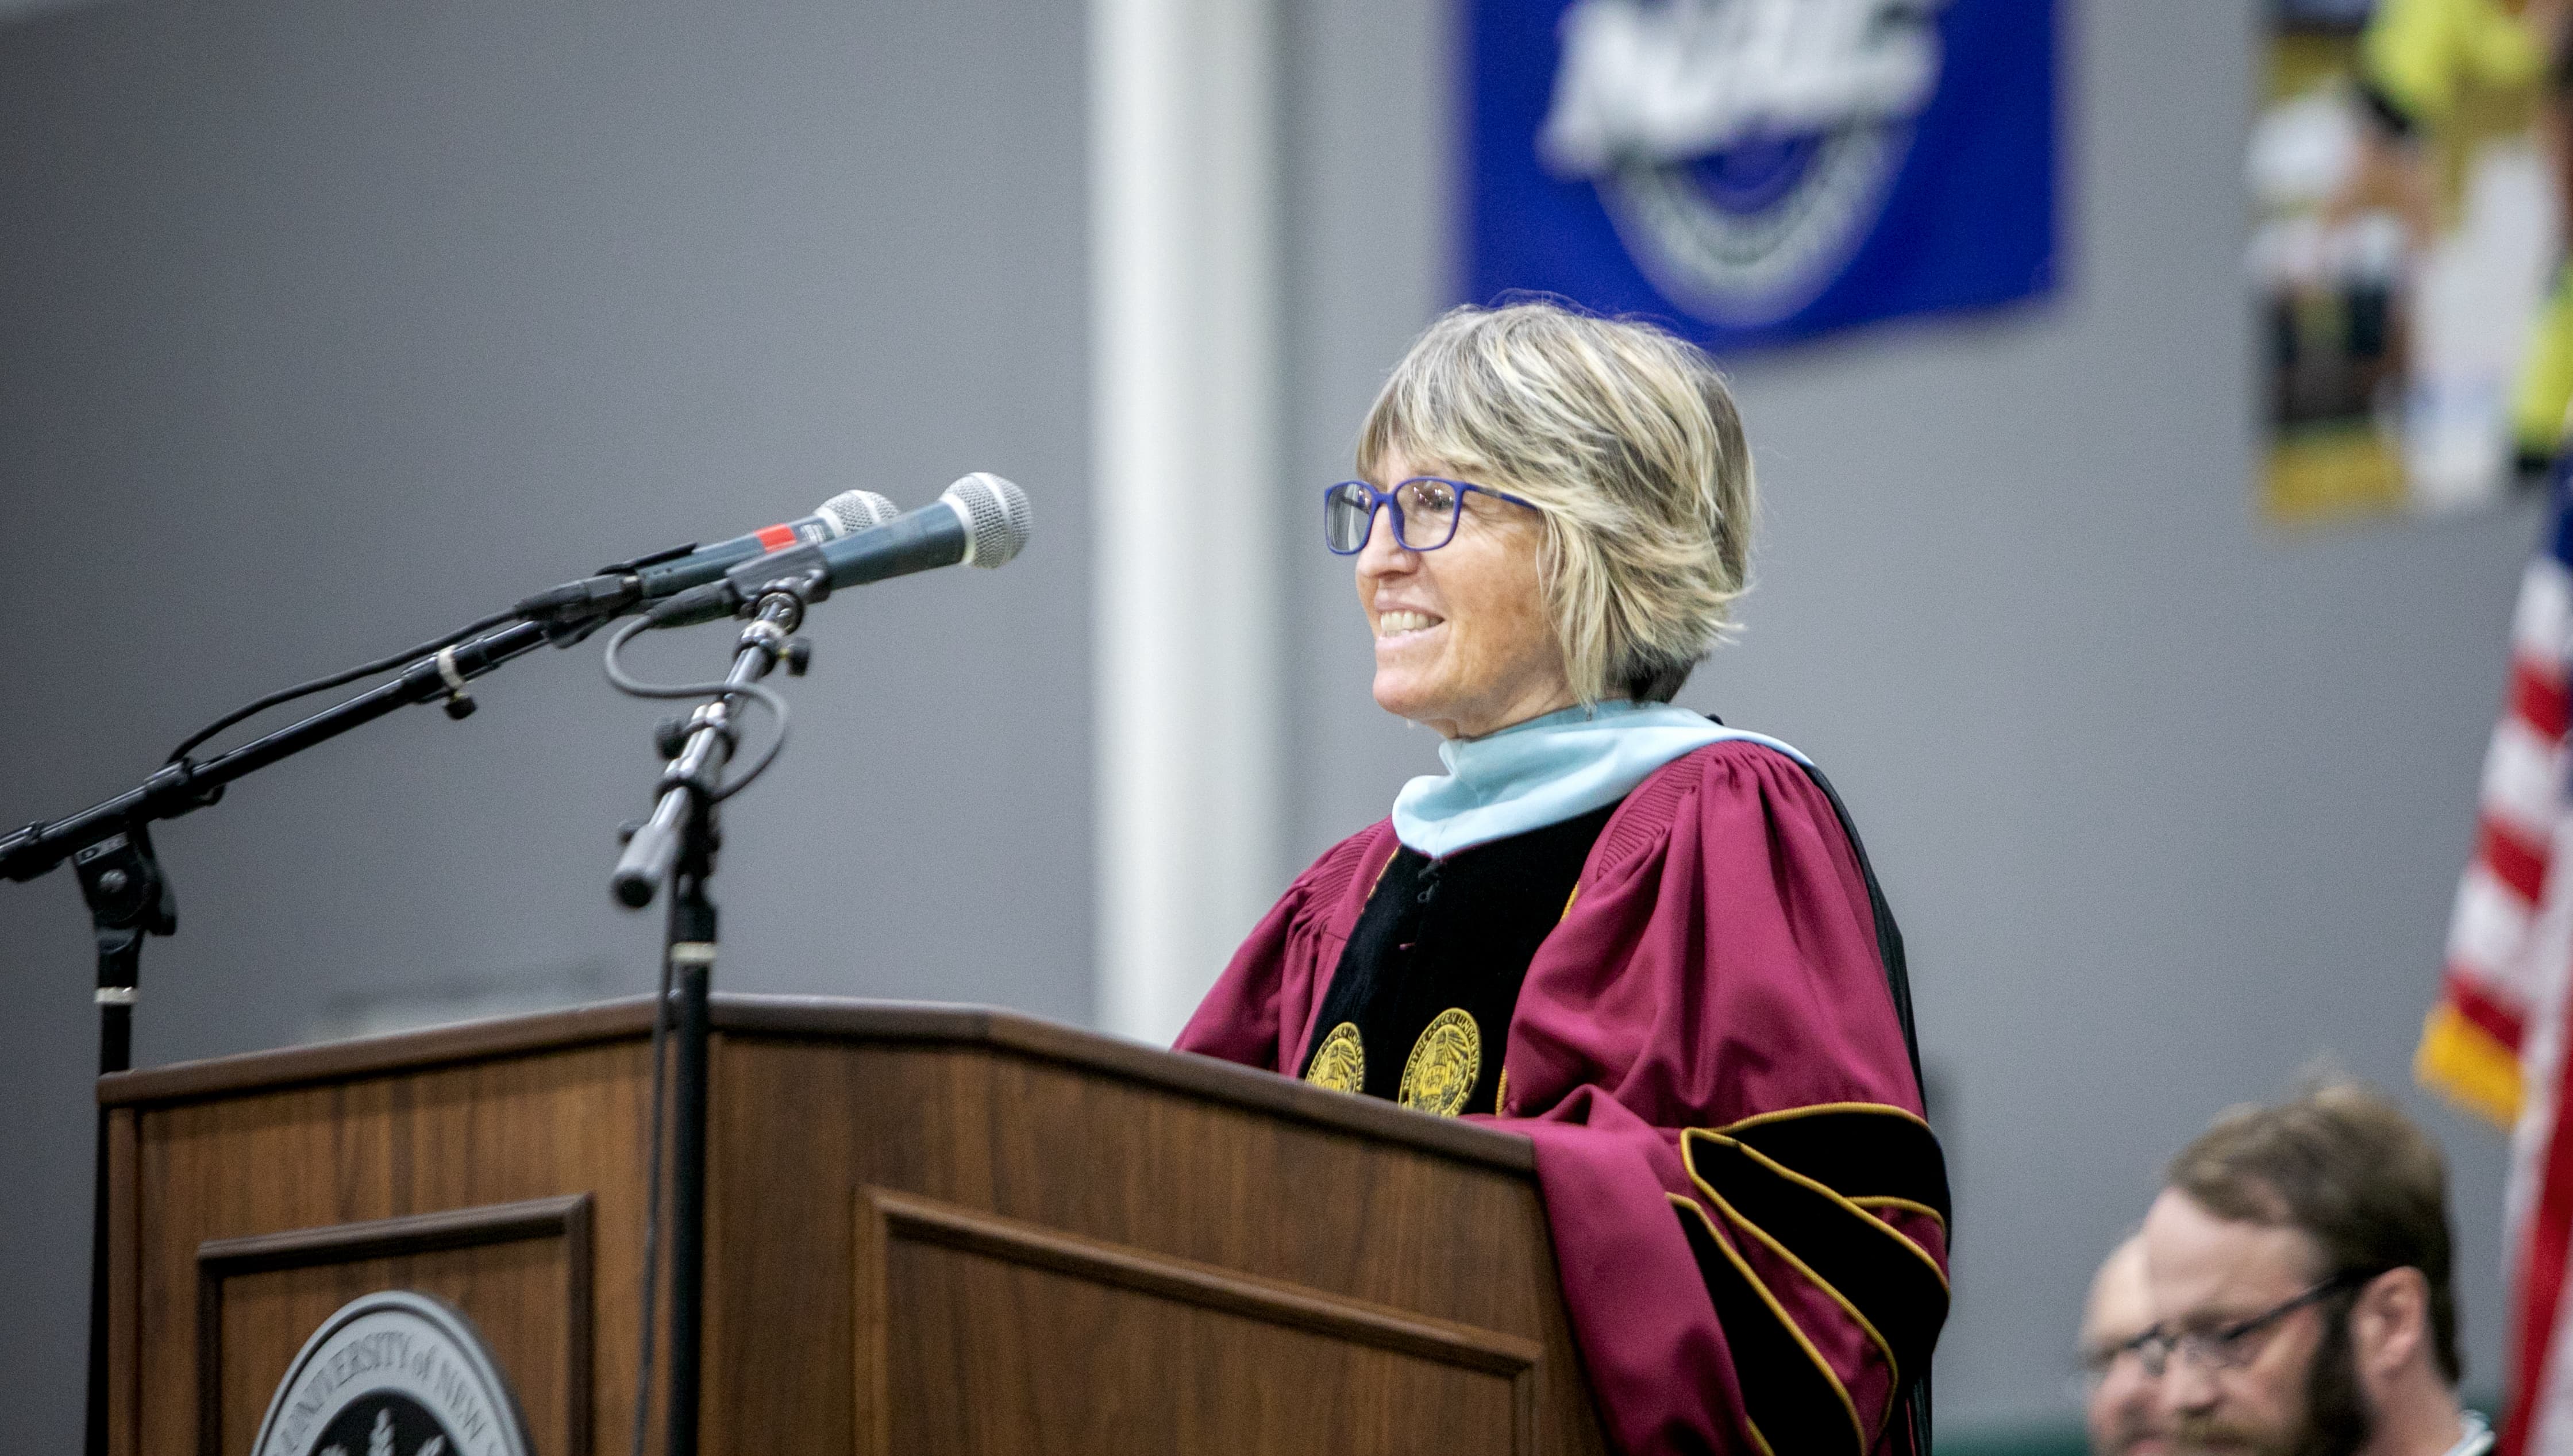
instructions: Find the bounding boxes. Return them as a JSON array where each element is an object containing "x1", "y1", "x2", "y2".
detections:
[{"x1": 1322, "y1": 477, "x2": 1540, "y2": 554}]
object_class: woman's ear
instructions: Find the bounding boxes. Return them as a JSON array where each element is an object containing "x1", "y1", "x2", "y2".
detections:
[{"x1": 2349, "y1": 1268, "x2": 2429, "y2": 1385}]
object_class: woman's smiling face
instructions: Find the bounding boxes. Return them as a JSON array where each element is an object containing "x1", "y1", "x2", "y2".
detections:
[{"x1": 1354, "y1": 453, "x2": 1577, "y2": 739}]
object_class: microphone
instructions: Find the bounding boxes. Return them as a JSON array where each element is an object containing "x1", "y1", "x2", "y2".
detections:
[
  {"x1": 634, "y1": 490, "x2": 899, "y2": 598},
  {"x1": 515, "y1": 489, "x2": 900, "y2": 626},
  {"x1": 645, "y1": 472, "x2": 1032, "y2": 627}
]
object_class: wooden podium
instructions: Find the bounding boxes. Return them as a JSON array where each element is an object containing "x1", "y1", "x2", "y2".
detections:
[{"x1": 97, "y1": 995, "x2": 1609, "y2": 1454}]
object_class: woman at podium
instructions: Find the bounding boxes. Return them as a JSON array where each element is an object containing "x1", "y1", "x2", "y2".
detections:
[{"x1": 1178, "y1": 301, "x2": 1950, "y2": 1456}]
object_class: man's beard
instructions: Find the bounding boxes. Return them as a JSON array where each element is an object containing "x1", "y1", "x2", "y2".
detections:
[
  {"x1": 2286, "y1": 1304, "x2": 2375, "y2": 1456},
  {"x1": 2171, "y1": 1303, "x2": 2375, "y2": 1456}
]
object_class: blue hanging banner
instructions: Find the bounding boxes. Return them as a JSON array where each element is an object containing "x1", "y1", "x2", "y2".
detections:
[{"x1": 1466, "y1": 0, "x2": 2059, "y2": 350}]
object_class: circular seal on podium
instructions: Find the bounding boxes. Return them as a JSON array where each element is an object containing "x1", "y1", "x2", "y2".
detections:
[{"x1": 251, "y1": 1290, "x2": 532, "y2": 1456}]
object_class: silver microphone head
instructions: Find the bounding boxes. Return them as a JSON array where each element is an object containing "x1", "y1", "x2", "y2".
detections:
[
  {"x1": 940, "y1": 473, "x2": 1032, "y2": 568},
  {"x1": 818, "y1": 488, "x2": 899, "y2": 536}
]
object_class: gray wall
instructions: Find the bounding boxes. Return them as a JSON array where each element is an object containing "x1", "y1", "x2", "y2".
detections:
[
  {"x1": 1281, "y1": 0, "x2": 2532, "y2": 1432},
  {"x1": 0, "y1": 1, "x2": 1088, "y2": 1446},
  {"x1": 0, "y1": 0, "x2": 2543, "y2": 1444}
]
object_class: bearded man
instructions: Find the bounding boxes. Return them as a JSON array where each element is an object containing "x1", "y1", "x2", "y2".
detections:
[{"x1": 2138, "y1": 1079, "x2": 2488, "y2": 1456}]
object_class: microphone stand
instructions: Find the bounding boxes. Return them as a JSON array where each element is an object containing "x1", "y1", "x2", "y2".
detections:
[
  {"x1": 71, "y1": 821, "x2": 170, "y2": 1456},
  {"x1": 608, "y1": 579, "x2": 812, "y2": 1456},
  {"x1": 0, "y1": 615, "x2": 558, "y2": 1456}
]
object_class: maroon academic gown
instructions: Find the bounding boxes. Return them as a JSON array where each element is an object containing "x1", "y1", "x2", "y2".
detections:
[{"x1": 1176, "y1": 739, "x2": 1950, "y2": 1456}]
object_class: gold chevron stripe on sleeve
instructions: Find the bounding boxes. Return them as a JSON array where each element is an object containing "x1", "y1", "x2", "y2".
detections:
[
  {"x1": 1681, "y1": 1149, "x2": 1906, "y2": 1443},
  {"x1": 1687, "y1": 1129, "x2": 1950, "y2": 1291},
  {"x1": 1680, "y1": 1125, "x2": 1950, "y2": 1447},
  {"x1": 1715, "y1": 1101, "x2": 1952, "y2": 1230},
  {"x1": 1667, "y1": 1193, "x2": 1861, "y2": 1456}
]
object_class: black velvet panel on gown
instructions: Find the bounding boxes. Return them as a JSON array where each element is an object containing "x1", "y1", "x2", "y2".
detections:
[{"x1": 1294, "y1": 801, "x2": 1620, "y2": 1115}]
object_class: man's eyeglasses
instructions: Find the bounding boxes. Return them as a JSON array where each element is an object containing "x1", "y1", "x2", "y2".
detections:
[
  {"x1": 2077, "y1": 1330, "x2": 2156, "y2": 1390},
  {"x1": 1323, "y1": 477, "x2": 1540, "y2": 554},
  {"x1": 2128, "y1": 1270, "x2": 2377, "y2": 1377}
]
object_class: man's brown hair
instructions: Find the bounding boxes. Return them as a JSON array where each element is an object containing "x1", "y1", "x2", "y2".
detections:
[{"x1": 2166, "y1": 1077, "x2": 2461, "y2": 1383}]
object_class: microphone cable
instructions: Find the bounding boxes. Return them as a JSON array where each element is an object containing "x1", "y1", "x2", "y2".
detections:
[
  {"x1": 597, "y1": 615, "x2": 791, "y2": 804},
  {"x1": 164, "y1": 606, "x2": 522, "y2": 764}
]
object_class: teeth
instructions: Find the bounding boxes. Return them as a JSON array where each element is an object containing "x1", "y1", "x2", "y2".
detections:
[{"x1": 1378, "y1": 611, "x2": 1439, "y2": 636}]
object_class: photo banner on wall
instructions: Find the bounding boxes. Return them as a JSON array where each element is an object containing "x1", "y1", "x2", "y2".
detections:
[
  {"x1": 1465, "y1": 0, "x2": 2059, "y2": 353},
  {"x1": 2253, "y1": 0, "x2": 2569, "y2": 525}
]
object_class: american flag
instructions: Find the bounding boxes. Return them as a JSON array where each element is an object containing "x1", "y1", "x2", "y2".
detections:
[{"x1": 2426, "y1": 461, "x2": 2573, "y2": 1455}]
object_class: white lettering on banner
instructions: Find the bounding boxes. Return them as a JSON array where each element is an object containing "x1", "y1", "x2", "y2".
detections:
[
  {"x1": 1524, "y1": 0, "x2": 1952, "y2": 325},
  {"x1": 1540, "y1": 0, "x2": 1946, "y2": 176}
]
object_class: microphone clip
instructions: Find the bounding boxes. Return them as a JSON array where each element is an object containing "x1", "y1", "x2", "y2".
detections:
[
  {"x1": 513, "y1": 572, "x2": 644, "y2": 642},
  {"x1": 725, "y1": 543, "x2": 834, "y2": 615},
  {"x1": 640, "y1": 546, "x2": 831, "y2": 631}
]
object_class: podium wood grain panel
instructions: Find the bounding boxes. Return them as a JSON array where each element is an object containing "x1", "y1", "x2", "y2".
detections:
[
  {"x1": 860, "y1": 1189, "x2": 1539, "y2": 1455},
  {"x1": 105, "y1": 996, "x2": 1609, "y2": 1455},
  {"x1": 125, "y1": 1037, "x2": 651, "y2": 1456},
  {"x1": 708, "y1": 1031, "x2": 1600, "y2": 1455},
  {"x1": 195, "y1": 1196, "x2": 591, "y2": 1456}
]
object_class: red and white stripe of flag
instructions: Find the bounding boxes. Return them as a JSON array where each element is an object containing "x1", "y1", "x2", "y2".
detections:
[{"x1": 2433, "y1": 515, "x2": 2573, "y2": 1454}]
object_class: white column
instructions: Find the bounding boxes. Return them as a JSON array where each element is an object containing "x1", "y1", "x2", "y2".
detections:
[{"x1": 1091, "y1": 0, "x2": 1284, "y2": 1043}]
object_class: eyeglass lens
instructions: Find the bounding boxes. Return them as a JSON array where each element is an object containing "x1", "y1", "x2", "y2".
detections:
[
  {"x1": 1396, "y1": 480, "x2": 1459, "y2": 547},
  {"x1": 1324, "y1": 480, "x2": 1463, "y2": 553},
  {"x1": 1324, "y1": 483, "x2": 1374, "y2": 552},
  {"x1": 2135, "y1": 1324, "x2": 2273, "y2": 1376}
]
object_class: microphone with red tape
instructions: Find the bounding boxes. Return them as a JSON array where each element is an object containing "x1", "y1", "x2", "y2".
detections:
[
  {"x1": 514, "y1": 489, "x2": 899, "y2": 627},
  {"x1": 644, "y1": 473, "x2": 1031, "y2": 627}
]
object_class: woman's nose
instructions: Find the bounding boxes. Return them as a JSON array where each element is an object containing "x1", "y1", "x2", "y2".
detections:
[{"x1": 1355, "y1": 506, "x2": 1415, "y2": 576}]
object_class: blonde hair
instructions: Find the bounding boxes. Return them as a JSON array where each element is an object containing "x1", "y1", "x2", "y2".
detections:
[{"x1": 1355, "y1": 301, "x2": 1755, "y2": 704}]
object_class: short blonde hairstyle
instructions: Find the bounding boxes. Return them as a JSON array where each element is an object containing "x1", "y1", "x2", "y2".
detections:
[{"x1": 1355, "y1": 301, "x2": 1755, "y2": 704}]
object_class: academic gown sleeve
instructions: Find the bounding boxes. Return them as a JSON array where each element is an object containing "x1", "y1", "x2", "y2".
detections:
[
  {"x1": 1177, "y1": 740, "x2": 1948, "y2": 1456},
  {"x1": 1503, "y1": 741, "x2": 1948, "y2": 1456}
]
